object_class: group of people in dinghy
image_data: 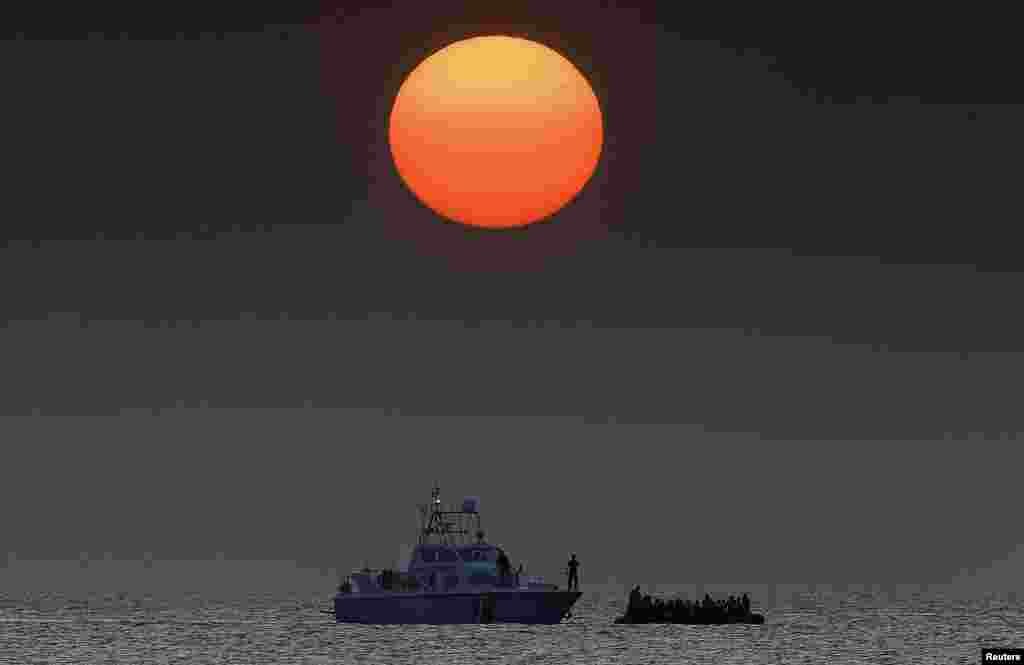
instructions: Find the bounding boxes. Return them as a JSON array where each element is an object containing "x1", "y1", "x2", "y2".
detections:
[{"x1": 617, "y1": 588, "x2": 765, "y2": 624}]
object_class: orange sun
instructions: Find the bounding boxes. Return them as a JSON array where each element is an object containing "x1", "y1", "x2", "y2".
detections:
[{"x1": 388, "y1": 35, "x2": 604, "y2": 229}]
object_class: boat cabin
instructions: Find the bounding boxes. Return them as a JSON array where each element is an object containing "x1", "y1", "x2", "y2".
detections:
[
  {"x1": 406, "y1": 543, "x2": 503, "y2": 589},
  {"x1": 341, "y1": 487, "x2": 534, "y2": 595}
]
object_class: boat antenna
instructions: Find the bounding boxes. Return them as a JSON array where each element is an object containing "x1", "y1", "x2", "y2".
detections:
[{"x1": 418, "y1": 483, "x2": 479, "y2": 546}]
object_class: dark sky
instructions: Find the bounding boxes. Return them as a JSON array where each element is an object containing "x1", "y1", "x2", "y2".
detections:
[{"x1": 1, "y1": 3, "x2": 1022, "y2": 591}]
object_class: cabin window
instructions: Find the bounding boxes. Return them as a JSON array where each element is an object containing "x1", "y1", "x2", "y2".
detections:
[{"x1": 460, "y1": 548, "x2": 493, "y2": 562}]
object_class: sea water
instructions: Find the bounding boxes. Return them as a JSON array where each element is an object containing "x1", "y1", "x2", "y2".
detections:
[{"x1": 1, "y1": 585, "x2": 1020, "y2": 664}]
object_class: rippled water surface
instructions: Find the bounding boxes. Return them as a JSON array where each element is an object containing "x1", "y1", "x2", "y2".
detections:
[{"x1": 1, "y1": 587, "x2": 1020, "y2": 664}]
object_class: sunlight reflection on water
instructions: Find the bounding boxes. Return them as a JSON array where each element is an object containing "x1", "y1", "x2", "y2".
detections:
[{"x1": 0, "y1": 588, "x2": 1020, "y2": 664}]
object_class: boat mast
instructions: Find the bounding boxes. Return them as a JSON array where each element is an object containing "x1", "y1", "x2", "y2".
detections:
[{"x1": 417, "y1": 485, "x2": 481, "y2": 546}]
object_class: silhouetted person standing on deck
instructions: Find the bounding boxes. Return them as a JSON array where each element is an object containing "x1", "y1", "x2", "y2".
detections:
[
  {"x1": 566, "y1": 554, "x2": 580, "y2": 591},
  {"x1": 628, "y1": 586, "x2": 642, "y2": 614},
  {"x1": 496, "y1": 548, "x2": 511, "y2": 584}
]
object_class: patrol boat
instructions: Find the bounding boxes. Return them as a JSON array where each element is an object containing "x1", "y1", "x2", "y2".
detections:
[{"x1": 330, "y1": 486, "x2": 581, "y2": 624}]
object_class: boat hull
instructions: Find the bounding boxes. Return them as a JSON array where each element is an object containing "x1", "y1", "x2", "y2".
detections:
[{"x1": 334, "y1": 589, "x2": 581, "y2": 624}]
